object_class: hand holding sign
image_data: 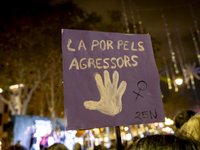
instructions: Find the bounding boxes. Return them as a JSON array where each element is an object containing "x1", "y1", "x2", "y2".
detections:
[{"x1": 83, "y1": 70, "x2": 127, "y2": 116}]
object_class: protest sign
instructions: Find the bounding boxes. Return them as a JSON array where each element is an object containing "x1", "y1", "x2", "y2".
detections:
[{"x1": 62, "y1": 29, "x2": 165, "y2": 130}]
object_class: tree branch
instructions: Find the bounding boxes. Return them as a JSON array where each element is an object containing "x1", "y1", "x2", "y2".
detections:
[
  {"x1": 0, "y1": 94, "x2": 17, "y2": 115},
  {"x1": 0, "y1": 94, "x2": 10, "y2": 105}
]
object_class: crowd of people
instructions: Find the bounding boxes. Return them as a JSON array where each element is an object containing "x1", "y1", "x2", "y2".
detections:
[{"x1": 6, "y1": 109, "x2": 200, "y2": 150}]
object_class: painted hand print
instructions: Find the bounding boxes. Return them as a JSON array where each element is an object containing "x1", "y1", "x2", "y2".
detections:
[{"x1": 84, "y1": 70, "x2": 127, "y2": 116}]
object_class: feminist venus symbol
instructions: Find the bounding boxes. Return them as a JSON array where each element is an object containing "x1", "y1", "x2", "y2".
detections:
[{"x1": 133, "y1": 80, "x2": 147, "y2": 100}]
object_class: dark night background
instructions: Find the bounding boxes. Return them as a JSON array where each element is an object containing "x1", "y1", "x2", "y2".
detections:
[{"x1": 0, "y1": 0, "x2": 200, "y2": 119}]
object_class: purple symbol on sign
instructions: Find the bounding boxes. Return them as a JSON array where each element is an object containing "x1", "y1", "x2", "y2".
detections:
[{"x1": 133, "y1": 80, "x2": 147, "y2": 100}]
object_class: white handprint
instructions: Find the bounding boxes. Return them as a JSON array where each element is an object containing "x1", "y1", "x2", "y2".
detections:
[{"x1": 83, "y1": 70, "x2": 127, "y2": 116}]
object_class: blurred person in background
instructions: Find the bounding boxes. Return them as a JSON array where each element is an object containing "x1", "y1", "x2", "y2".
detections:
[
  {"x1": 174, "y1": 110, "x2": 196, "y2": 132},
  {"x1": 73, "y1": 143, "x2": 81, "y2": 150},
  {"x1": 47, "y1": 143, "x2": 68, "y2": 150},
  {"x1": 180, "y1": 114, "x2": 200, "y2": 142},
  {"x1": 132, "y1": 134, "x2": 200, "y2": 150}
]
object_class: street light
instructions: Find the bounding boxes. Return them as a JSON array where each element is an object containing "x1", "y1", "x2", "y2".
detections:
[
  {"x1": 175, "y1": 78, "x2": 183, "y2": 85},
  {"x1": 9, "y1": 84, "x2": 24, "y2": 90},
  {"x1": 0, "y1": 88, "x2": 3, "y2": 93}
]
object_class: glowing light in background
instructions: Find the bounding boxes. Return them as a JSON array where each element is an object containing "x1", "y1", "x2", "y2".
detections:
[
  {"x1": 165, "y1": 117, "x2": 174, "y2": 125},
  {"x1": 162, "y1": 127, "x2": 173, "y2": 134},
  {"x1": 124, "y1": 127, "x2": 129, "y2": 131},
  {"x1": 93, "y1": 128, "x2": 100, "y2": 134},
  {"x1": 154, "y1": 122, "x2": 159, "y2": 127},
  {"x1": 163, "y1": 57, "x2": 172, "y2": 90},
  {"x1": 126, "y1": 133, "x2": 132, "y2": 141},
  {"x1": 140, "y1": 134, "x2": 144, "y2": 138},
  {"x1": 75, "y1": 137, "x2": 83, "y2": 145},
  {"x1": 104, "y1": 136, "x2": 109, "y2": 143},
  {"x1": 48, "y1": 137, "x2": 54, "y2": 147},
  {"x1": 35, "y1": 120, "x2": 52, "y2": 137},
  {"x1": 95, "y1": 138, "x2": 99, "y2": 146},
  {"x1": 159, "y1": 123, "x2": 164, "y2": 128},
  {"x1": 9, "y1": 84, "x2": 24, "y2": 90},
  {"x1": 175, "y1": 78, "x2": 183, "y2": 85}
]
